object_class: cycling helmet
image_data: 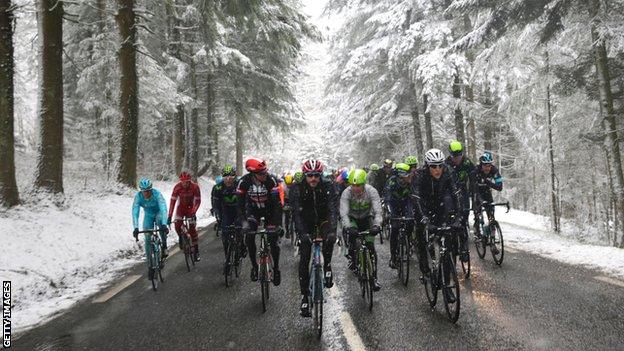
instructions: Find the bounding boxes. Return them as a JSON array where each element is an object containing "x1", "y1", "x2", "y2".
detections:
[
  {"x1": 222, "y1": 164, "x2": 236, "y2": 177},
  {"x1": 302, "y1": 159, "x2": 324, "y2": 174},
  {"x1": 424, "y1": 148, "x2": 445, "y2": 165},
  {"x1": 139, "y1": 178, "x2": 152, "y2": 191},
  {"x1": 339, "y1": 169, "x2": 350, "y2": 182},
  {"x1": 449, "y1": 140, "x2": 463, "y2": 156},
  {"x1": 383, "y1": 159, "x2": 393, "y2": 167},
  {"x1": 215, "y1": 175, "x2": 223, "y2": 184},
  {"x1": 370, "y1": 163, "x2": 380, "y2": 171},
  {"x1": 179, "y1": 171, "x2": 192, "y2": 181},
  {"x1": 284, "y1": 174, "x2": 293, "y2": 185},
  {"x1": 245, "y1": 157, "x2": 267, "y2": 173},
  {"x1": 395, "y1": 163, "x2": 411, "y2": 174},
  {"x1": 348, "y1": 169, "x2": 367, "y2": 185},
  {"x1": 480, "y1": 151, "x2": 493, "y2": 164},
  {"x1": 404, "y1": 155, "x2": 418, "y2": 166},
  {"x1": 294, "y1": 171, "x2": 304, "y2": 183}
]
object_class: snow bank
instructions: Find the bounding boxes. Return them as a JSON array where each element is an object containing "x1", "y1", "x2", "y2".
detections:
[
  {"x1": 496, "y1": 209, "x2": 624, "y2": 279},
  {"x1": 0, "y1": 177, "x2": 215, "y2": 333}
]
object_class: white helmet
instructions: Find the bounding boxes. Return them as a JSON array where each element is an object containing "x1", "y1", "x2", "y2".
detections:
[{"x1": 424, "y1": 148, "x2": 445, "y2": 165}]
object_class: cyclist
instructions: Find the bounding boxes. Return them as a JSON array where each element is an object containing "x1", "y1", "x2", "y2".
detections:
[
  {"x1": 293, "y1": 170, "x2": 304, "y2": 184},
  {"x1": 405, "y1": 155, "x2": 419, "y2": 175},
  {"x1": 132, "y1": 178, "x2": 170, "y2": 259},
  {"x1": 290, "y1": 159, "x2": 338, "y2": 317},
  {"x1": 212, "y1": 165, "x2": 244, "y2": 267},
  {"x1": 282, "y1": 173, "x2": 295, "y2": 239},
  {"x1": 210, "y1": 175, "x2": 223, "y2": 229},
  {"x1": 167, "y1": 171, "x2": 202, "y2": 260},
  {"x1": 412, "y1": 149, "x2": 462, "y2": 301},
  {"x1": 445, "y1": 141, "x2": 477, "y2": 262},
  {"x1": 473, "y1": 151, "x2": 503, "y2": 225},
  {"x1": 237, "y1": 157, "x2": 282, "y2": 285},
  {"x1": 340, "y1": 169, "x2": 382, "y2": 291},
  {"x1": 385, "y1": 163, "x2": 414, "y2": 269}
]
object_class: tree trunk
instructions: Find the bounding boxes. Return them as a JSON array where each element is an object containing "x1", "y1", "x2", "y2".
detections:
[
  {"x1": 482, "y1": 86, "x2": 494, "y2": 152},
  {"x1": 409, "y1": 84, "x2": 423, "y2": 156},
  {"x1": 236, "y1": 113, "x2": 243, "y2": 176},
  {"x1": 188, "y1": 58, "x2": 199, "y2": 178},
  {"x1": 452, "y1": 73, "x2": 465, "y2": 145},
  {"x1": 115, "y1": 0, "x2": 139, "y2": 187},
  {"x1": 35, "y1": 0, "x2": 64, "y2": 194},
  {"x1": 206, "y1": 72, "x2": 219, "y2": 175},
  {"x1": 591, "y1": 0, "x2": 624, "y2": 247},
  {"x1": 465, "y1": 84, "x2": 477, "y2": 161},
  {"x1": 173, "y1": 105, "x2": 184, "y2": 174},
  {"x1": 0, "y1": 1, "x2": 19, "y2": 207},
  {"x1": 546, "y1": 76, "x2": 560, "y2": 233},
  {"x1": 423, "y1": 93, "x2": 433, "y2": 149}
]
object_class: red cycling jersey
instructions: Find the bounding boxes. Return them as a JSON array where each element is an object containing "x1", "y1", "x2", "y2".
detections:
[{"x1": 168, "y1": 181, "x2": 201, "y2": 218}]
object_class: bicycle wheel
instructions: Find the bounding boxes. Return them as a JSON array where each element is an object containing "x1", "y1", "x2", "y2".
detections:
[
  {"x1": 313, "y1": 266, "x2": 323, "y2": 339},
  {"x1": 260, "y1": 264, "x2": 268, "y2": 312},
  {"x1": 149, "y1": 250, "x2": 158, "y2": 291},
  {"x1": 400, "y1": 234, "x2": 410, "y2": 286},
  {"x1": 491, "y1": 222, "x2": 504, "y2": 265},
  {"x1": 182, "y1": 235, "x2": 191, "y2": 272},
  {"x1": 423, "y1": 242, "x2": 438, "y2": 307},
  {"x1": 225, "y1": 242, "x2": 233, "y2": 287},
  {"x1": 460, "y1": 253, "x2": 471, "y2": 279},
  {"x1": 441, "y1": 255, "x2": 460, "y2": 323},
  {"x1": 379, "y1": 225, "x2": 384, "y2": 244},
  {"x1": 234, "y1": 243, "x2": 240, "y2": 278},
  {"x1": 359, "y1": 251, "x2": 367, "y2": 299},
  {"x1": 366, "y1": 252, "x2": 374, "y2": 312},
  {"x1": 474, "y1": 228, "x2": 487, "y2": 259}
]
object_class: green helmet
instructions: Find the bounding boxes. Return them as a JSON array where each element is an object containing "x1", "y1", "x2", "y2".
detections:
[
  {"x1": 404, "y1": 155, "x2": 418, "y2": 166},
  {"x1": 348, "y1": 169, "x2": 367, "y2": 185},
  {"x1": 222, "y1": 164, "x2": 236, "y2": 176},
  {"x1": 370, "y1": 163, "x2": 380, "y2": 171},
  {"x1": 449, "y1": 140, "x2": 463, "y2": 156},
  {"x1": 294, "y1": 171, "x2": 304, "y2": 183},
  {"x1": 395, "y1": 163, "x2": 410, "y2": 173}
]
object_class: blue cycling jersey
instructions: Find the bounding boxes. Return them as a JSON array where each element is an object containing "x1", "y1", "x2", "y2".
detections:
[{"x1": 132, "y1": 188, "x2": 168, "y2": 229}]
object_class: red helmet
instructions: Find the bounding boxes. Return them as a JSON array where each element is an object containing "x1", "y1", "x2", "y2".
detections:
[
  {"x1": 302, "y1": 159, "x2": 324, "y2": 174},
  {"x1": 245, "y1": 158, "x2": 267, "y2": 173},
  {"x1": 179, "y1": 171, "x2": 192, "y2": 181}
]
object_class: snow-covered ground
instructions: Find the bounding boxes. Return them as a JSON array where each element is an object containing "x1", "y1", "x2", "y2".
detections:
[
  {"x1": 0, "y1": 165, "x2": 215, "y2": 333},
  {"x1": 497, "y1": 209, "x2": 624, "y2": 279}
]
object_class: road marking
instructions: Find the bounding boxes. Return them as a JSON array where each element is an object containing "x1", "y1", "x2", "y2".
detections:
[
  {"x1": 330, "y1": 284, "x2": 367, "y2": 351},
  {"x1": 92, "y1": 275, "x2": 141, "y2": 303},
  {"x1": 594, "y1": 275, "x2": 624, "y2": 288}
]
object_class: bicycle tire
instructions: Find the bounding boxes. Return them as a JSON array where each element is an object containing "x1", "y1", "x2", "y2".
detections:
[
  {"x1": 424, "y1": 242, "x2": 437, "y2": 307},
  {"x1": 359, "y1": 250, "x2": 367, "y2": 300},
  {"x1": 400, "y1": 234, "x2": 410, "y2": 286},
  {"x1": 491, "y1": 222, "x2": 504, "y2": 265},
  {"x1": 225, "y1": 242, "x2": 233, "y2": 287},
  {"x1": 181, "y1": 235, "x2": 191, "y2": 272},
  {"x1": 260, "y1": 263, "x2": 268, "y2": 312},
  {"x1": 461, "y1": 254, "x2": 471, "y2": 279},
  {"x1": 234, "y1": 241, "x2": 240, "y2": 278},
  {"x1": 442, "y1": 255, "x2": 460, "y2": 323},
  {"x1": 313, "y1": 266, "x2": 323, "y2": 339},
  {"x1": 366, "y1": 251, "x2": 374, "y2": 312},
  {"x1": 149, "y1": 250, "x2": 158, "y2": 291},
  {"x1": 475, "y1": 228, "x2": 487, "y2": 259}
]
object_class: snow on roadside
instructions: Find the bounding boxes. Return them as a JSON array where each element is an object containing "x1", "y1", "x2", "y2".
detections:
[
  {"x1": 0, "y1": 177, "x2": 215, "y2": 333},
  {"x1": 496, "y1": 209, "x2": 624, "y2": 279}
]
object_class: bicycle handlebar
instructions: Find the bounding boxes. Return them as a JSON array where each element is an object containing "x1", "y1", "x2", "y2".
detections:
[
  {"x1": 391, "y1": 217, "x2": 415, "y2": 221},
  {"x1": 470, "y1": 201, "x2": 510, "y2": 213}
]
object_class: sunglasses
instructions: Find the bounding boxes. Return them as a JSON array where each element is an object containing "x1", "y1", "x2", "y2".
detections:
[
  {"x1": 429, "y1": 164, "x2": 443, "y2": 169},
  {"x1": 305, "y1": 172, "x2": 321, "y2": 178}
]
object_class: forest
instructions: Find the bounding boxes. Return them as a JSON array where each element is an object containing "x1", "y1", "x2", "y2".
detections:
[{"x1": 1, "y1": 0, "x2": 623, "y2": 248}]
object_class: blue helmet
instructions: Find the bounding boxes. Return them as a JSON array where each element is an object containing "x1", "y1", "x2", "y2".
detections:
[
  {"x1": 340, "y1": 169, "x2": 350, "y2": 182},
  {"x1": 480, "y1": 152, "x2": 493, "y2": 164},
  {"x1": 138, "y1": 178, "x2": 152, "y2": 191},
  {"x1": 215, "y1": 175, "x2": 223, "y2": 184}
]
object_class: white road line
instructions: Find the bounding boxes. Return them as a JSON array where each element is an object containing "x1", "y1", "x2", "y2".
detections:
[
  {"x1": 330, "y1": 284, "x2": 367, "y2": 351},
  {"x1": 594, "y1": 275, "x2": 624, "y2": 288},
  {"x1": 92, "y1": 275, "x2": 141, "y2": 303}
]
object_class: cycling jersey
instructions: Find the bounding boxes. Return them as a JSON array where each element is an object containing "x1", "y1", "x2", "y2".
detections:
[
  {"x1": 339, "y1": 184, "x2": 382, "y2": 228},
  {"x1": 132, "y1": 188, "x2": 168, "y2": 230},
  {"x1": 168, "y1": 181, "x2": 201, "y2": 219}
]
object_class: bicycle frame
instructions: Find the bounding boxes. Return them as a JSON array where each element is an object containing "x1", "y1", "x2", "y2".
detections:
[{"x1": 137, "y1": 227, "x2": 165, "y2": 291}]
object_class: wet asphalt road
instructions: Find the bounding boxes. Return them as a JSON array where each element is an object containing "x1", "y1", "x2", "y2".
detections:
[{"x1": 11, "y1": 223, "x2": 624, "y2": 350}]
